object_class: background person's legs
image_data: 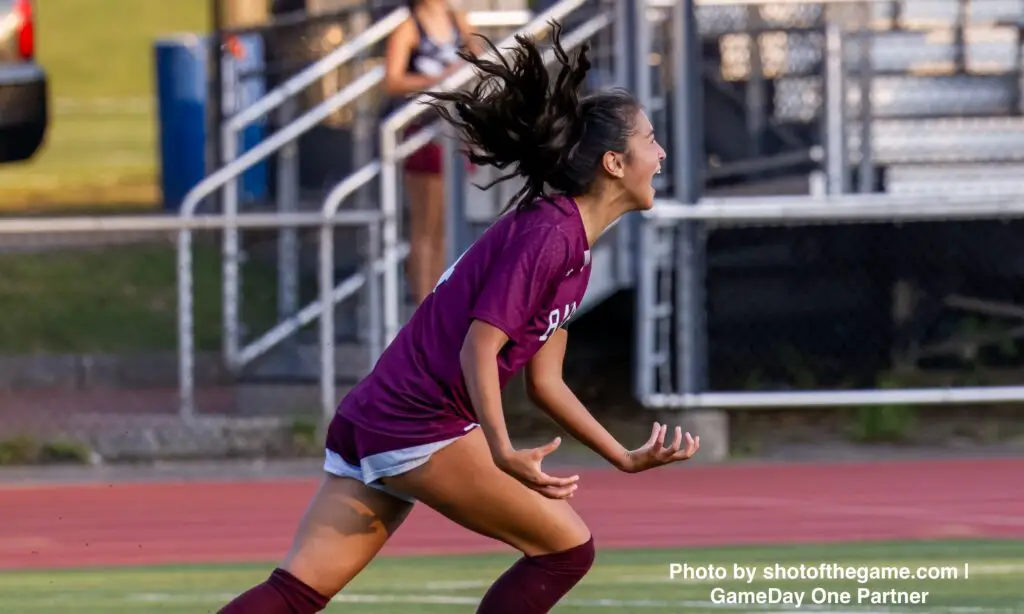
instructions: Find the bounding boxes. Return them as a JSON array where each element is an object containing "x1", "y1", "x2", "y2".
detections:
[
  {"x1": 405, "y1": 168, "x2": 447, "y2": 304},
  {"x1": 382, "y1": 429, "x2": 595, "y2": 613},
  {"x1": 218, "y1": 474, "x2": 414, "y2": 614}
]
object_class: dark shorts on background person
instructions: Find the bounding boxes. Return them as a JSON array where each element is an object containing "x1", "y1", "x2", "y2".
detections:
[{"x1": 403, "y1": 121, "x2": 476, "y2": 175}]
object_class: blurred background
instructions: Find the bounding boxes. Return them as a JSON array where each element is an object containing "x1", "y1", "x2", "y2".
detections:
[{"x1": 1, "y1": 0, "x2": 1023, "y2": 612}]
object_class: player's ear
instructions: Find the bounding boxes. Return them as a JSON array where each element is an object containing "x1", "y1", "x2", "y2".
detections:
[{"x1": 602, "y1": 150, "x2": 625, "y2": 179}]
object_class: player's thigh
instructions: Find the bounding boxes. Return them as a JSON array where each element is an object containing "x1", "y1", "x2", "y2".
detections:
[
  {"x1": 280, "y1": 473, "x2": 414, "y2": 596},
  {"x1": 381, "y1": 428, "x2": 591, "y2": 557}
]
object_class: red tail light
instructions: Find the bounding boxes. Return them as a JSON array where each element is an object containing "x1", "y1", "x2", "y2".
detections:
[{"x1": 15, "y1": 0, "x2": 34, "y2": 59}]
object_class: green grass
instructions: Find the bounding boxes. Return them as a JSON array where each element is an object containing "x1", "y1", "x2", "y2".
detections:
[
  {"x1": 0, "y1": 242, "x2": 277, "y2": 353},
  {"x1": 0, "y1": 0, "x2": 208, "y2": 209},
  {"x1": 1, "y1": 541, "x2": 1023, "y2": 613}
]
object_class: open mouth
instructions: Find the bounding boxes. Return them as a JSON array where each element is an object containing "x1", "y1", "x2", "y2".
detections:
[{"x1": 651, "y1": 165, "x2": 663, "y2": 187}]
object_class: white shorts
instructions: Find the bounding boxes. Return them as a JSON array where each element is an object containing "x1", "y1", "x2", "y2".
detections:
[{"x1": 323, "y1": 423, "x2": 478, "y2": 503}]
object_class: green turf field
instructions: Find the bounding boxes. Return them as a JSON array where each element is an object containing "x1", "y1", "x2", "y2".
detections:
[
  {"x1": 0, "y1": 242, "x2": 277, "y2": 353},
  {"x1": 0, "y1": 0, "x2": 208, "y2": 209},
  {"x1": 2, "y1": 541, "x2": 1022, "y2": 613}
]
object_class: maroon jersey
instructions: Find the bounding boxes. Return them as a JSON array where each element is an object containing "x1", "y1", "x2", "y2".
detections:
[{"x1": 326, "y1": 194, "x2": 592, "y2": 459}]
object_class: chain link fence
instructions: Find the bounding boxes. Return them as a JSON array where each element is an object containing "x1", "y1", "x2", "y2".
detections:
[{"x1": 702, "y1": 216, "x2": 1024, "y2": 394}]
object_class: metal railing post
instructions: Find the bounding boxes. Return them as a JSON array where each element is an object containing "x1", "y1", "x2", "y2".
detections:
[
  {"x1": 634, "y1": 218, "x2": 657, "y2": 400},
  {"x1": 825, "y1": 21, "x2": 848, "y2": 195},
  {"x1": 630, "y1": 0, "x2": 657, "y2": 401},
  {"x1": 856, "y1": 0, "x2": 874, "y2": 194},
  {"x1": 277, "y1": 97, "x2": 300, "y2": 324},
  {"x1": 379, "y1": 128, "x2": 402, "y2": 345},
  {"x1": 672, "y1": 0, "x2": 707, "y2": 402},
  {"x1": 366, "y1": 220, "x2": 383, "y2": 372},
  {"x1": 177, "y1": 228, "x2": 196, "y2": 421},
  {"x1": 221, "y1": 122, "x2": 241, "y2": 371},
  {"x1": 442, "y1": 123, "x2": 470, "y2": 266},
  {"x1": 319, "y1": 214, "x2": 336, "y2": 430},
  {"x1": 612, "y1": 0, "x2": 634, "y2": 287}
]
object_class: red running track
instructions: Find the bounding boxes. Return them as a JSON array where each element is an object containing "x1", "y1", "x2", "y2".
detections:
[{"x1": 2, "y1": 457, "x2": 1022, "y2": 570}]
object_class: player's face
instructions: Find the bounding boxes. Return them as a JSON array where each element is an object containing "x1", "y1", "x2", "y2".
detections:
[{"x1": 621, "y1": 110, "x2": 665, "y2": 211}]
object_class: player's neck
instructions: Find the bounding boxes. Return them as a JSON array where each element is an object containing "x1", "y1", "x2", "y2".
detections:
[{"x1": 573, "y1": 193, "x2": 629, "y2": 247}]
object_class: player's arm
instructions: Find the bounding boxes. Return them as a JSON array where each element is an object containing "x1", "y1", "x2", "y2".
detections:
[
  {"x1": 462, "y1": 227, "x2": 572, "y2": 468},
  {"x1": 461, "y1": 319, "x2": 516, "y2": 462},
  {"x1": 524, "y1": 329, "x2": 632, "y2": 472},
  {"x1": 453, "y1": 10, "x2": 484, "y2": 56}
]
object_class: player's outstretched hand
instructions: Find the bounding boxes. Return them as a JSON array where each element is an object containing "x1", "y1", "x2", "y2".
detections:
[
  {"x1": 494, "y1": 437, "x2": 580, "y2": 500},
  {"x1": 622, "y1": 422, "x2": 699, "y2": 473}
]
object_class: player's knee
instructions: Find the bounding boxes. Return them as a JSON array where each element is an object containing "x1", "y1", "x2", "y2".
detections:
[{"x1": 532, "y1": 534, "x2": 596, "y2": 578}]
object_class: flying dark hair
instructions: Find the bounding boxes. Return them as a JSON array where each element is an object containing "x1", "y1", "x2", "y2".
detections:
[{"x1": 424, "y1": 20, "x2": 641, "y2": 214}]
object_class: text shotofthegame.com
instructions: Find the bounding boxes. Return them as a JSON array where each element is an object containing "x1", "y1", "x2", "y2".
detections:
[{"x1": 668, "y1": 562, "x2": 972, "y2": 608}]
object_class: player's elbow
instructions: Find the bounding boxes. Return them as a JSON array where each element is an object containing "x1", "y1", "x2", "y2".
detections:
[
  {"x1": 382, "y1": 73, "x2": 404, "y2": 97},
  {"x1": 525, "y1": 371, "x2": 562, "y2": 407}
]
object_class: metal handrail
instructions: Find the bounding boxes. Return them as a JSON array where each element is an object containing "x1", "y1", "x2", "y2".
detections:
[
  {"x1": 180, "y1": 7, "x2": 537, "y2": 224},
  {"x1": 175, "y1": 63, "x2": 385, "y2": 418},
  {"x1": 0, "y1": 211, "x2": 382, "y2": 234},
  {"x1": 212, "y1": 8, "x2": 538, "y2": 373},
  {"x1": 225, "y1": 7, "x2": 410, "y2": 133},
  {"x1": 224, "y1": 9, "x2": 533, "y2": 134},
  {"x1": 174, "y1": 65, "x2": 382, "y2": 378},
  {"x1": 646, "y1": 192, "x2": 1024, "y2": 223},
  {"x1": 468, "y1": 10, "x2": 534, "y2": 27},
  {"x1": 216, "y1": 10, "x2": 409, "y2": 376},
  {"x1": 177, "y1": 72, "x2": 385, "y2": 223}
]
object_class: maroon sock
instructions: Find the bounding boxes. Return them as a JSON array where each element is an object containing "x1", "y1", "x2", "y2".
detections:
[
  {"x1": 476, "y1": 536, "x2": 596, "y2": 614},
  {"x1": 218, "y1": 568, "x2": 331, "y2": 614}
]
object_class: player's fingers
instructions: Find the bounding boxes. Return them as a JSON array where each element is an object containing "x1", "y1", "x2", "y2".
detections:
[
  {"x1": 669, "y1": 426, "x2": 683, "y2": 452},
  {"x1": 537, "y1": 483, "x2": 577, "y2": 500},
  {"x1": 644, "y1": 422, "x2": 661, "y2": 447},
  {"x1": 529, "y1": 476, "x2": 578, "y2": 499},
  {"x1": 656, "y1": 426, "x2": 681, "y2": 461},
  {"x1": 655, "y1": 423, "x2": 668, "y2": 450},
  {"x1": 533, "y1": 436, "x2": 562, "y2": 457},
  {"x1": 532, "y1": 470, "x2": 580, "y2": 488},
  {"x1": 672, "y1": 433, "x2": 698, "y2": 460}
]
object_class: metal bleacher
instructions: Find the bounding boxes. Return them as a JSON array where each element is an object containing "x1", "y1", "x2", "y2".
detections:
[{"x1": 684, "y1": 0, "x2": 1024, "y2": 195}]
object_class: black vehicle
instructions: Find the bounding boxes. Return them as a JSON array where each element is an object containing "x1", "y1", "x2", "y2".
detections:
[{"x1": 0, "y1": 0, "x2": 46, "y2": 163}]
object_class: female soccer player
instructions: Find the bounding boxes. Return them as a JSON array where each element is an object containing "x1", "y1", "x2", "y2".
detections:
[{"x1": 218, "y1": 21, "x2": 698, "y2": 614}]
